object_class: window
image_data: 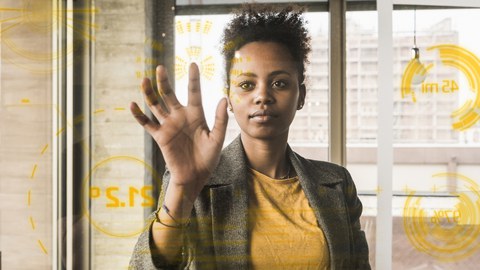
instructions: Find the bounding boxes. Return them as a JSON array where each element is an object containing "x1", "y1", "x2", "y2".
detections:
[{"x1": 392, "y1": 7, "x2": 480, "y2": 268}]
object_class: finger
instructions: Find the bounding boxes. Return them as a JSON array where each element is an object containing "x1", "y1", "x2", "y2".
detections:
[
  {"x1": 130, "y1": 102, "x2": 159, "y2": 135},
  {"x1": 141, "y1": 78, "x2": 169, "y2": 120},
  {"x1": 156, "y1": 65, "x2": 181, "y2": 110},
  {"x1": 187, "y1": 63, "x2": 203, "y2": 107},
  {"x1": 211, "y1": 98, "x2": 228, "y2": 144}
]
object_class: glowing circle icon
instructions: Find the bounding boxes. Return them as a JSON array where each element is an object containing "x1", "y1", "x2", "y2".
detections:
[
  {"x1": 175, "y1": 19, "x2": 215, "y2": 81},
  {"x1": 81, "y1": 155, "x2": 161, "y2": 238},
  {"x1": 0, "y1": 0, "x2": 98, "y2": 73},
  {"x1": 403, "y1": 173, "x2": 480, "y2": 262},
  {"x1": 401, "y1": 44, "x2": 480, "y2": 131}
]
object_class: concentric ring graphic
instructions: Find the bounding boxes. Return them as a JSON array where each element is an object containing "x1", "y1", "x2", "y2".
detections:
[
  {"x1": 403, "y1": 172, "x2": 480, "y2": 262},
  {"x1": 0, "y1": 0, "x2": 98, "y2": 73},
  {"x1": 401, "y1": 44, "x2": 480, "y2": 131}
]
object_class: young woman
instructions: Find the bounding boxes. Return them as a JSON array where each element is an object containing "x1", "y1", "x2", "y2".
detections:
[{"x1": 129, "y1": 4, "x2": 370, "y2": 269}]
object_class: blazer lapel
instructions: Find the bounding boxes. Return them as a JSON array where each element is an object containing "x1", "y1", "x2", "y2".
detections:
[
  {"x1": 288, "y1": 147, "x2": 351, "y2": 269},
  {"x1": 207, "y1": 136, "x2": 249, "y2": 269}
]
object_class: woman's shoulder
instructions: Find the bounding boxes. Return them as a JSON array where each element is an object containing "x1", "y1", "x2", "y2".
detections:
[
  {"x1": 291, "y1": 149, "x2": 347, "y2": 173},
  {"x1": 303, "y1": 157, "x2": 345, "y2": 172},
  {"x1": 289, "y1": 149, "x2": 355, "y2": 186}
]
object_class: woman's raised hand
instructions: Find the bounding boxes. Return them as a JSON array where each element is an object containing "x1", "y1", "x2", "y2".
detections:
[{"x1": 130, "y1": 63, "x2": 228, "y2": 198}]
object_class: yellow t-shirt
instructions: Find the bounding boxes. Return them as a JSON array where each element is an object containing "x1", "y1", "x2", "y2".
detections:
[{"x1": 248, "y1": 168, "x2": 330, "y2": 269}]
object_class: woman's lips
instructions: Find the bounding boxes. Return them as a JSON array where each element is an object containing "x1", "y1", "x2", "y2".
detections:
[{"x1": 249, "y1": 110, "x2": 277, "y2": 122}]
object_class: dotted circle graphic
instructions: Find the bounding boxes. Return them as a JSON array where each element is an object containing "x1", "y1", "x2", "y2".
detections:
[
  {"x1": 403, "y1": 172, "x2": 480, "y2": 261},
  {"x1": 26, "y1": 105, "x2": 157, "y2": 255}
]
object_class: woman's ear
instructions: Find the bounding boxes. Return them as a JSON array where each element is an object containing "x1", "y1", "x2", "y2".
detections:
[
  {"x1": 223, "y1": 85, "x2": 234, "y2": 112},
  {"x1": 297, "y1": 84, "x2": 306, "y2": 110},
  {"x1": 227, "y1": 96, "x2": 234, "y2": 112}
]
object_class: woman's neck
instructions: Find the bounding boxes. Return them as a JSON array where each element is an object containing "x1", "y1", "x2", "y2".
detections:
[{"x1": 240, "y1": 132, "x2": 290, "y2": 179}]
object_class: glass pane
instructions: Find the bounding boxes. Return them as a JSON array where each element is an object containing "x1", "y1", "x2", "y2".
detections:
[
  {"x1": 346, "y1": 11, "x2": 378, "y2": 269},
  {"x1": 90, "y1": 0, "x2": 148, "y2": 268},
  {"x1": 0, "y1": 0, "x2": 53, "y2": 269},
  {"x1": 346, "y1": 11, "x2": 379, "y2": 194},
  {"x1": 393, "y1": 8, "x2": 480, "y2": 269},
  {"x1": 291, "y1": 13, "x2": 329, "y2": 160},
  {"x1": 393, "y1": 9, "x2": 480, "y2": 192},
  {"x1": 175, "y1": 13, "x2": 329, "y2": 160}
]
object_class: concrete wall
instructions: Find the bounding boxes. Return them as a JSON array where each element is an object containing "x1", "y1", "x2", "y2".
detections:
[
  {"x1": 0, "y1": 0, "x2": 53, "y2": 269},
  {"x1": 92, "y1": 0, "x2": 146, "y2": 269},
  {"x1": 0, "y1": 0, "x2": 146, "y2": 269}
]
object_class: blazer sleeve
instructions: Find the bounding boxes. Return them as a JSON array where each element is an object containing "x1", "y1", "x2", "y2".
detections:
[
  {"x1": 128, "y1": 169, "x2": 192, "y2": 270},
  {"x1": 342, "y1": 167, "x2": 371, "y2": 270}
]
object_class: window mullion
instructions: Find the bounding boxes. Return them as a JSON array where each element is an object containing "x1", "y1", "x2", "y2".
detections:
[{"x1": 329, "y1": 0, "x2": 347, "y2": 165}]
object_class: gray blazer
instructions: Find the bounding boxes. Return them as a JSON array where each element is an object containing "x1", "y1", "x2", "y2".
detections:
[{"x1": 129, "y1": 137, "x2": 370, "y2": 269}]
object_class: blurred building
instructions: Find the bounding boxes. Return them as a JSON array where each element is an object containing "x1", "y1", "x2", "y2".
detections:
[{"x1": 227, "y1": 17, "x2": 480, "y2": 145}]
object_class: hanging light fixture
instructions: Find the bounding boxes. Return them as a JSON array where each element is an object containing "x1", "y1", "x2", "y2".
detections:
[
  {"x1": 411, "y1": 8, "x2": 420, "y2": 59},
  {"x1": 410, "y1": 8, "x2": 427, "y2": 85}
]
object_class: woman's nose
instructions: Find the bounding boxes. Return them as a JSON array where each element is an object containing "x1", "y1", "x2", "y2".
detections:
[{"x1": 253, "y1": 84, "x2": 274, "y2": 105}]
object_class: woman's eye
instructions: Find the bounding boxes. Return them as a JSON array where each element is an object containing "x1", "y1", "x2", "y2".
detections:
[
  {"x1": 239, "y1": 81, "x2": 254, "y2": 90},
  {"x1": 272, "y1": 80, "x2": 287, "y2": 88}
]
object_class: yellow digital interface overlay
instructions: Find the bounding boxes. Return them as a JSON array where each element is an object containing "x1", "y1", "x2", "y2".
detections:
[
  {"x1": 403, "y1": 173, "x2": 480, "y2": 262},
  {"x1": 81, "y1": 155, "x2": 161, "y2": 238},
  {"x1": 0, "y1": 0, "x2": 98, "y2": 73},
  {"x1": 175, "y1": 19, "x2": 215, "y2": 81},
  {"x1": 26, "y1": 105, "x2": 160, "y2": 255},
  {"x1": 27, "y1": 139, "x2": 50, "y2": 255},
  {"x1": 135, "y1": 19, "x2": 215, "y2": 82},
  {"x1": 401, "y1": 44, "x2": 480, "y2": 131}
]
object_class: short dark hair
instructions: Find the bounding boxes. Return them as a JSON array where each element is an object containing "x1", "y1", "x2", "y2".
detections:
[{"x1": 221, "y1": 3, "x2": 311, "y2": 89}]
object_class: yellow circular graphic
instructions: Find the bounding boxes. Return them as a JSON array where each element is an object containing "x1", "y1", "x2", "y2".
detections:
[
  {"x1": 26, "y1": 105, "x2": 158, "y2": 255},
  {"x1": 81, "y1": 155, "x2": 161, "y2": 238},
  {"x1": 135, "y1": 19, "x2": 216, "y2": 81},
  {"x1": 0, "y1": 0, "x2": 98, "y2": 73},
  {"x1": 403, "y1": 172, "x2": 480, "y2": 262},
  {"x1": 175, "y1": 19, "x2": 215, "y2": 81},
  {"x1": 401, "y1": 44, "x2": 480, "y2": 131}
]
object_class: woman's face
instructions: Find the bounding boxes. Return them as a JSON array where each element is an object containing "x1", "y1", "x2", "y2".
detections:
[{"x1": 228, "y1": 41, "x2": 305, "y2": 141}]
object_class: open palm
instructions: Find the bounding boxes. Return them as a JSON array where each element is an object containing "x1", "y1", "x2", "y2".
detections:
[{"x1": 130, "y1": 63, "x2": 228, "y2": 196}]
